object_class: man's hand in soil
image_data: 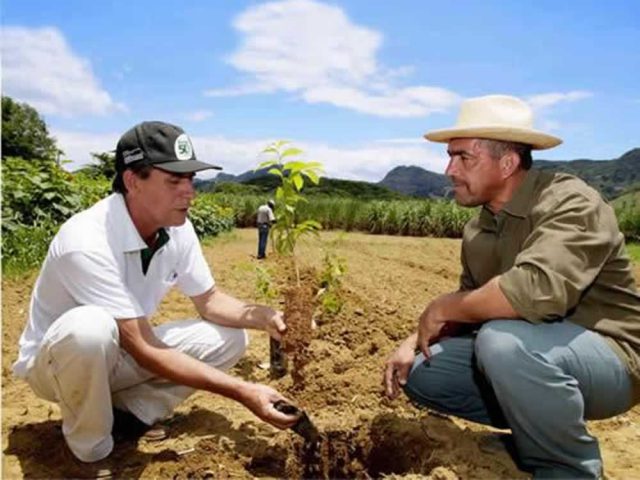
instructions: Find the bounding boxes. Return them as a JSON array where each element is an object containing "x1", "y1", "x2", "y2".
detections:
[
  {"x1": 238, "y1": 383, "x2": 300, "y2": 429},
  {"x1": 383, "y1": 333, "x2": 418, "y2": 399}
]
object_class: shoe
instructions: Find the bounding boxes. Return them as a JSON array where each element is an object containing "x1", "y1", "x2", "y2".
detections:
[
  {"x1": 62, "y1": 445, "x2": 114, "y2": 479},
  {"x1": 112, "y1": 408, "x2": 168, "y2": 442}
]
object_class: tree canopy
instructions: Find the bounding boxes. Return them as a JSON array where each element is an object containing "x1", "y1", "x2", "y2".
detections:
[{"x1": 2, "y1": 96, "x2": 60, "y2": 161}]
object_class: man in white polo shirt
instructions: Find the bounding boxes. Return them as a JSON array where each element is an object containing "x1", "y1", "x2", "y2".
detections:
[{"x1": 12, "y1": 121, "x2": 300, "y2": 466}]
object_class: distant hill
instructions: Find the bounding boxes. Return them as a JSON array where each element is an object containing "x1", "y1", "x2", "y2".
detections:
[
  {"x1": 378, "y1": 166, "x2": 450, "y2": 198},
  {"x1": 380, "y1": 149, "x2": 640, "y2": 199},
  {"x1": 534, "y1": 148, "x2": 640, "y2": 199},
  {"x1": 197, "y1": 148, "x2": 639, "y2": 200},
  {"x1": 197, "y1": 170, "x2": 402, "y2": 200}
]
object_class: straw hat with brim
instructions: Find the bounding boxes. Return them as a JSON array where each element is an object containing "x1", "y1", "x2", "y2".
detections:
[{"x1": 424, "y1": 95, "x2": 562, "y2": 150}]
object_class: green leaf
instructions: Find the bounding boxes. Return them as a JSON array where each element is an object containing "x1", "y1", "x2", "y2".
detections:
[
  {"x1": 292, "y1": 174, "x2": 304, "y2": 191},
  {"x1": 257, "y1": 160, "x2": 277, "y2": 169},
  {"x1": 267, "y1": 168, "x2": 283, "y2": 177},
  {"x1": 305, "y1": 171, "x2": 320, "y2": 185},
  {"x1": 283, "y1": 161, "x2": 306, "y2": 173},
  {"x1": 281, "y1": 147, "x2": 303, "y2": 159},
  {"x1": 261, "y1": 146, "x2": 279, "y2": 155},
  {"x1": 273, "y1": 140, "x2": 291, "y2": 149},
  {"x1": 302, "y1": 220, "x2": 322, "y2": 229}
]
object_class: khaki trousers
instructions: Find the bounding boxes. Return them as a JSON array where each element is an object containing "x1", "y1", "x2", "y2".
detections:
[{"x1": 25, "y1": 305, "x2": 248, "y2": 462}]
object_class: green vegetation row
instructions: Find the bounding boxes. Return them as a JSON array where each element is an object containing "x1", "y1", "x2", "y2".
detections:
[
  {"x1": 4, "y1": 158, "x2": 638, "y2": 275},
  {"x1": 613, "y1": 190, "x2": 640, "y2": 243},
  {"x1": 199, "y1": 171, "x2": 404, "y2": 200},
  {"x1": 210, "y1": 193, "x2": 475, "y2": 237}
]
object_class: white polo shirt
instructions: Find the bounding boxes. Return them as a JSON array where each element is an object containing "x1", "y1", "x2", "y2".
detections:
[
  {"x1": 12, "y1": 193, "x2": 215, "y2": 378},
  {"x1": 256, "y1": 204, "x2": 275, "y2": 225}
]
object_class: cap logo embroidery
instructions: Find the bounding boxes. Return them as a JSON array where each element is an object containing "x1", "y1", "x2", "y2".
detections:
[
  {"x1": 123, "y1": 148, "x2": 144, "y2": 165},
  {"x1": 174, "y1": 134, "x2": 193, "y2": 160}
]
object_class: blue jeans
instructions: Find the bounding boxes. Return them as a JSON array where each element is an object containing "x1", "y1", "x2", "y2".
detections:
[
  {"x1": 403, "y1": 320, "x2": 632, "y2": 479},
  {"x1": 257, "y1": 224, "x2": 270, "y2": 258}
]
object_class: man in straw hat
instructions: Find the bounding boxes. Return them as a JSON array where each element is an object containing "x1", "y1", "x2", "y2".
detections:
[
  {"x1": 12, "y1": 121, "x2": 301, "y2": 474},
  {"x1": 383, "y1": 95, "x2": 639, "y2": 478}
]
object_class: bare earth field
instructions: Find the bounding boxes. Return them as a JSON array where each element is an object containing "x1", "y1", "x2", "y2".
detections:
[{"x1": 3, "y1": 228, "x2": 640, "y2": 479}]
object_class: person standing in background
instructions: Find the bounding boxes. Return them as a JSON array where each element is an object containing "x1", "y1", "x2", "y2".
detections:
[{"x1": 256, "y1": 199, "x2": 275, "y2": 259}]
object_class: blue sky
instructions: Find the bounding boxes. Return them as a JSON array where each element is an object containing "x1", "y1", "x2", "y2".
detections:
[{"x1": 3, "y1": 0, "x2": 639, "y2": 181}]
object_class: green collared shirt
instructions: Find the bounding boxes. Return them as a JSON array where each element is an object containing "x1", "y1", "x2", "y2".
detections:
[
  {"x1": 140, "y1": 228, "x2": 170, "y2": 275},
  {"x1": 461, "y1": 169, "x2": 640, "y2": 403}
]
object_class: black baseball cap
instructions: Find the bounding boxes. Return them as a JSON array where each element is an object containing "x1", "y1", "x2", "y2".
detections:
[{"x1": 115, "y1": 121, "x2": 222, "y2": 173}]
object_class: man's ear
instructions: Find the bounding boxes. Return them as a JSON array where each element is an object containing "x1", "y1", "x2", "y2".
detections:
[
  {"x1": 122, "y1": 170, "x2": 138, "y2": 194},
  {"x1": 500, "y1": 151, "x2": 520, "y2": 179}
]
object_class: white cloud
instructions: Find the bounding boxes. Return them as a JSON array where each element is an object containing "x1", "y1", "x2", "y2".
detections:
[
  {"x1": 525, "y1": 91, "x2": 593, "y2": 133},
  {"x1": 184, "y1": 110, "x2": 214, "y2": 122},
  {"x1": 2, "y1": 26, "x2": 126, "y2": 116},
  {"x1": 52, "y1": 129, "x2": 119, "y2": 169},
  {"x1": 207, "y1": 0, "x2": 460, "y2": 117},
  {"x1": 300, "y1": 141, "x2": 448, "y2": 181},
  {"x1": 527, "y1": 91, "x2": 593, "y2": 111},
  {"x1": 54, "y1": 129, "x2": 447, "y2": 182},
  {"x1": 376, "y1": 138, "x2": 427, "y2": 145}
]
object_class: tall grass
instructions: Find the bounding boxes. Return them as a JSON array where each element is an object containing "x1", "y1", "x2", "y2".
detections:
[
  {"x1": 208, "y1": 193, "x2": 475, "y2": 238},
  {"x1": 615, "y1": 195, "x2": 640, "y2": 242},
  {"x1": 208, "y1": 192, "x2": 640, "y2": 242}
]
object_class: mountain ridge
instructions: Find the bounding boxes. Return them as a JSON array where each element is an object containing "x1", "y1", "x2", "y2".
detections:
[{"x1": 197, "y1": 148, "x2": 639, "y2": 200}]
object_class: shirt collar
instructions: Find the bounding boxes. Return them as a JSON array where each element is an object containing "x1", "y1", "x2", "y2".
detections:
[
  {"x1": 477, "y1": 169, "x2": 540, "y2": 232},
  {"x1": 501, "y1": 169, "x2": 540, "y2": 219},
  {"x1": 107, "y1": 193, "x2": 151, "y2": 253}
]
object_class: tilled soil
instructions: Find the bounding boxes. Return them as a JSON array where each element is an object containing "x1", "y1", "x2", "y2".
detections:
[{"x1": 3, "y1": 229, "x2": 640, "y2": 479}]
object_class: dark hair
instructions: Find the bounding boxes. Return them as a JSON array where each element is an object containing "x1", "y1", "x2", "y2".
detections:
[
  {"x1": 112, "y1": 163, "x2": 154, "y2": 194},
  {"x1": 481, "y1": 139, "x2": 533, "y2": 170}
]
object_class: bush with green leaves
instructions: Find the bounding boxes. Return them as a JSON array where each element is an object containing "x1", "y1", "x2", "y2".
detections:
[
  {"x1": 188, "y1": 193, "x2": 235, "y2": 238},
  {"x1": 1, "y1": 157, "x2": 110, "y2": 273},
  {"x1": 2, "y1": 157, "x2": 84, "y2": 230},
  {"x1": 255, "y1": 264, "x2": 279, "y2": 303},
  {"x1": 318, "y1": 249, "x2": 347, "y2": 317}
]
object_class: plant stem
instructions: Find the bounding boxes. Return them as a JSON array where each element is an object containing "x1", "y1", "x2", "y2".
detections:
[{"x1": 293, "y1": 254, "x2": 301, "y2": 286}]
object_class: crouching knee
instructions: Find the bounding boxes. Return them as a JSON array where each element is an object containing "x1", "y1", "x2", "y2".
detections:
[
  {"x1": 475, "y1": 320, "x2": 528, "y2": 380},
  {"x1": 226, "y1": 328, "x2": 249, "y2": 364},
  {"x1": 209, "y1": 327, "x2": 249, "y2": 371}
]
